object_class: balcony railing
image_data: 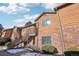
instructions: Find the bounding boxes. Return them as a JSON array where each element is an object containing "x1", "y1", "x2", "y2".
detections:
[
  {"x1": 22, "y1": 25, "x2": 37, "y2": 37},
  {"x1": 28, "y1": 26, "x2": 37, "y2": 36},
  {"x1": 6, "y1": 24, "x2": 38, "y2": 48}
]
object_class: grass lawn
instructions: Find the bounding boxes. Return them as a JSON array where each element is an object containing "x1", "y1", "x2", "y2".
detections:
[{"x1": 0, "y1": 46, "x2": 7, "y2": 50}]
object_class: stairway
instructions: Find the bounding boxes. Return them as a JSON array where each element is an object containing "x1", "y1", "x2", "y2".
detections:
[
  {"x1": 7, "y1": 24, "x2": 37, "y2": 48},
  {"x1": 7, "y1": 35, "x2": 30, "y2": 48},
  {"x1": 7, "y1": 33, "x2": 36, "y2": 48}
]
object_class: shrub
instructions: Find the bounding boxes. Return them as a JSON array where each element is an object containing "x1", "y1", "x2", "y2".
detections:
[
  {"x1": 42, "y1": 45, "x2": 58, "y2": 54},
  {"x1": 0, "y1": 42, "x2": 5, "y2": 46},
  {"x1": 5, "y1": 42, "x2": 11, "y2": 46},
  {"x1": 64, "y1": 48, "x2": 79, "y2": 56},
  {"x1": 30, "y1": 46, "x2": 40, "y2": 52},
  {"x1": 0, "y1": 38, "x2": 11, "y2": 46},
  {"x1": 25, "y1": 48, "x2": 33, "y2": 51}
]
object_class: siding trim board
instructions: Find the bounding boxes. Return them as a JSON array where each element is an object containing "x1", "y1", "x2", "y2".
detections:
[
  {"x1": 57, "y1": 3, "x2": 74, "y2": 10},
  {"x1": 35, "y1": 12, "x2": 56, "y2": 21}
]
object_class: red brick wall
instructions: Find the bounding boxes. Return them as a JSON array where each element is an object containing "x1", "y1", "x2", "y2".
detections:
[
  {"x1": 36, "y1": 13, "x2": 61, "y2": 52},
  {"x1": 5, "y1": 29, "x2": 13, "y2": 38},
  {"x1": 17, "y1": 29, "x2": 22, "y2": 38},
  {"x1": 58, "y1": 3, "x2": 79, "y2": 50},
  {"x1": 36, "y1": 4, "x2": 79, "y2": 54}
]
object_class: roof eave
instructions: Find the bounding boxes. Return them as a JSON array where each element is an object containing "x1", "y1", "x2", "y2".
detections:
[
  {"x1": 35, "y1": 12, "x2": 56, "y2": 22},
  {"x1": 56, "y1": 3, "x2": 74, "y2": 10}
]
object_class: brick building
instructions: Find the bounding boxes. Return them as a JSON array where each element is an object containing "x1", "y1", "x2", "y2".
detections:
[
  {"x1": 21, "y1": 24, "x2": 37, "y2": 47},
  {"x1": 35, "y1": 12, "x2": 61, "y2": 53},
  {"x1": 1, "y1": 28, "x2": 13, "y2": 38},
  {"x1": 35, "y1": 3, "x2": 79, "y2": 54},
  {"x1": 1, "y1": 3, "x2": 79, "y2": 54},
  {"x1": 11, "y1": 26, "x2": 22, "y2": 42}
]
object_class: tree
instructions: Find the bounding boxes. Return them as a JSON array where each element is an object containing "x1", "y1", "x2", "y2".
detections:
[
  {"x1": 25, "y1": 21, "x2": 32, "y2": 27},
  {"x1": 0, "y1": 24, "x2": 4, "y2": 37},
  {"x1": 0, "y1": 24, "x2": 4, "y2": 30}
]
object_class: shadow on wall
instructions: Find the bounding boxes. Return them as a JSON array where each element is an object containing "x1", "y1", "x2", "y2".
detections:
[{"x1": 24, "y1": 36, "x2": 35, "y2": 47}]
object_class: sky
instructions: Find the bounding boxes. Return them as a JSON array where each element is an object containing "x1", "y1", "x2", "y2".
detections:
[{"x1": 0, "y1": 3, "x2": 62, "y2": 29}]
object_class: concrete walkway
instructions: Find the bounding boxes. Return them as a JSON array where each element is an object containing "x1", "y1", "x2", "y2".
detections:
[{"x1": 0, "y1": 48, "x2": 53, "y2": 56}]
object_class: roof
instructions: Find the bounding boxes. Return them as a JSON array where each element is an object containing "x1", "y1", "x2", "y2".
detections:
[
  {"x1": 35, "y1": 3, "x2": 75, "y2": 22},
  {"x1": 22, "y1": 23, "x2": 36, "y2": 29},
  {"x1": 3, "y1": 28, "x2": 13, "y2": 31},
  {"x1": 35, "y1": 12, "x2": 56, "y2": 21},
  {"x1": 56, "y1": 3, "x2": 74, "y2": 10},
  {"x1": 3, "y1": 23, "x2": 36, "y2": 31}
]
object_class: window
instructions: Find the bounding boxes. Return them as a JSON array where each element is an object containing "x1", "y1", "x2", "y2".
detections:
[
  {"x1": 42, "y1": 36, "x2": 51, "y2": 45},
  {"x1": 43, "y1": 17, "x2": 51, "y2": 26}
]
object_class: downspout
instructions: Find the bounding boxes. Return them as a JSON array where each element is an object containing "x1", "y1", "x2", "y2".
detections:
[
  {"x1": 36, "y1": 23, "x2": 39, "y2": 47},
  {"x1": 54, "y1": 8, "x2": 65, "y2": 55}
]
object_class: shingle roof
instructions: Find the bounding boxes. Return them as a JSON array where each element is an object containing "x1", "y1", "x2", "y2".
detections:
[
  {"x1": 56, "y1": 3, "x2": 74, "y2": 10},
  {"x1": 3, "y1": 23, "x2": 36, "y2": 31}
]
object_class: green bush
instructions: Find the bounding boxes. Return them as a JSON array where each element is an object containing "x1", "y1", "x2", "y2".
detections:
[
  {"x1": 42, "y1": 45, "x2": 58, "y2": 54},
  {"x1": 65, "y1": 48, "x2": 79, "y2": 51},
  {"x1": 0, "y1": 38, "x2": 11, "y2": 46},
  {"x1": 0, "y1": 42, "x2": 5, "y2": 46},
  {"x1": 30, "y1": 46, "x2": 40, "y2": 52},
  {"x1": 64, "y1": 48, "x2": 79, "y2": 56},
  {"x1": 25, "y1": 48, "x2": 33, "y2": 51},
  {"x1": 5, "y1": 42, "x2": 11, "y2": 46}
]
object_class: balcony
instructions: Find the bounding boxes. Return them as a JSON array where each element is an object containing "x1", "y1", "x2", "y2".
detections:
[
  {"x1": 22, "y1": 24, "x2": 37, "y2": 37},
  {"x1": 28, "y1": 26, "x2": 37, "y2": 36}
]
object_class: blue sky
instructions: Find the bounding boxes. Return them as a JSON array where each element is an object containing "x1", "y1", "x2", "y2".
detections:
[{"x1": 0, "y1": 3, "x2": 62, "y2": 29}]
